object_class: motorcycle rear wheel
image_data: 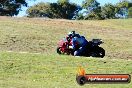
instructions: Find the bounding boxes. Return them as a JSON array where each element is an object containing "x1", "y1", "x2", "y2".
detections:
[
  {"x1": 98, "y1": 47, "x2": 105, "y2": 58},
  {"x1": 91, "y1": 47, "x2": 105, "y2": 58}
]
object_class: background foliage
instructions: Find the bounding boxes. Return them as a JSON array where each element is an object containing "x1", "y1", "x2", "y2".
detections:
[
  {"x1": 0, "y1": 0, "x2": 132, "y2": 19},
  {"x1": 0, "y1": 0, "x2": 28, "y2": 16}
]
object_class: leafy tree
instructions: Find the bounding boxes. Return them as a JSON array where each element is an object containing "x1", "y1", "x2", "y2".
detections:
[
  {"x1": 26, "y1": 0, "x2": 79, "y2": 19},
  {"x1": 75, "y1": 13, "x2": 84, "y2": 20},
  {"x1": 57, "y1": 0, "x2": 69, "y2": 3},
  {"x1": 117, "y1": 1, "x2": 128, "y2": 8},
  {"x1": 51, "y1": 0, "x2": 79, "y2": 19},
  {"x1": 101, "y1": 3, "x2": 117, "y2": 19},
  {"x1": 72, "y1": 6, "x2": 82, "y2": 20},
  {"x1": 82, "y1": 0, "x2": 100, "y2": 10},
  {"x1": 116, "y1": 0, "x2": 132, "y2": 8},
  {"x1": 0, "y1": 0, "x2": 28, "y2": 16},
  {"x1": 128, "y1": 7, "x2": 132, "y2": 18},
  {"x1": 81, "y1": 0, "x2": 103, "y2": 20},
  {"x1": 116, "y1": 0, "x2": 132, "y2": 18},
  {"x1": 26, "y1": 3, "x2": 52, "y2": 18}
]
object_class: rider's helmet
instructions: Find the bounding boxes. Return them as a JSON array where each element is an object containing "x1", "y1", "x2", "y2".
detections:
[
  {"x1": 71, "y1": 31, "x2": 76, "y2": 37},
  {"x1": 68, "y1": 31, "x2": 76, "y2": 37},
  {"x1": 66, "y1": 35, "x2": 71, "y2": 42},
  {"x1": 68, "y1": 32, "x2": 72, "y2": 37}
]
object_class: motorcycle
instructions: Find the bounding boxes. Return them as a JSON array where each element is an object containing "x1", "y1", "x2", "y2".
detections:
[
  {"x1": 56, "y1": 38, "x2": 74, "y2": 55},
  {"x1": 57, "y1": 37, "x2": 105, "y2": 58}
]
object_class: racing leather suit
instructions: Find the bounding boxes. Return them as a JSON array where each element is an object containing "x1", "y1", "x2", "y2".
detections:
[{"x1": 71, "y1": 36, "x2": 88, "y2": 56}]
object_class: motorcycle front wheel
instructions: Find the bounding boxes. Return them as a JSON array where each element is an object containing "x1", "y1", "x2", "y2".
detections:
[{"x1": 57, "y1": 47, "x2": 62, "y2": 54}]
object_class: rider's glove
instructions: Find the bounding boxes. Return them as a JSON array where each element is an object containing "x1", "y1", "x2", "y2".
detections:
[{"x1": 69, "y1": 46, "x2": 73, "y2": 49}]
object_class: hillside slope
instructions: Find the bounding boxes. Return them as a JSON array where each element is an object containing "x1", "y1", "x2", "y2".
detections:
[
  {"x1": 0, "y1": 17, "x2": 132, "y2": 88},
  {"x1": 0, "y1": 17, "x2": 132, "y2": 59}
]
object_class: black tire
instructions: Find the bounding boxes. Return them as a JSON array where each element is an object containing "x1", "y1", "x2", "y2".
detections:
[
  {"x1": 90, "y1": 47, "x2": 98, "y2": 57},
  {"x1": 91, "y1": 52, "x2": 98, "y2": 57},
  {"x1": 91, "y1": 47, "x2": 105, "y2": 58},
  {"x1": 57, "y1": 47, "x2": 62, "y2": 54},
  {"x1": 97, "y1": 47, "x2": 105, "y2": 58}
]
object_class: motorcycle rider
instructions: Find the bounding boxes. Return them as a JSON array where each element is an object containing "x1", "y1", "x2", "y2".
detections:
[{"x1": 67, "y1": 31, "x2": 89, "y2": 56}]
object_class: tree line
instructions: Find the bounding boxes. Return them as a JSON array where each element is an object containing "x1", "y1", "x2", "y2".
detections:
[
  {"x1": 0, "y1": 0, "x2": 27, "y2": 16},
  {"x1": 0, "y1": 0, "x2": 132, "y2": 20},
  {"x1": 26, "y1": 0, "x2": 80, "y2": 19},
  {"x1": 26, "y1": 0, "x2": 132, "y2": 20}
]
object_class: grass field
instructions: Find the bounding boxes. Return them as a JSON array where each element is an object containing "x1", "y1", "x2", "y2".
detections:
[{"x1": 0, "y1": 16, "x2": 132, "y2": 88}]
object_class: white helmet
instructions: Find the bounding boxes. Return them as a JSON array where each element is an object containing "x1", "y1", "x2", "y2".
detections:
[{"x1": 68, "y1": 31, "x2": 76, "y2": 37}]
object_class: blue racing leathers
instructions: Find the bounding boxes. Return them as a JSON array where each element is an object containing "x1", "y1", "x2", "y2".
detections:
[{"x1": 71, "y1": 36, "x2": 88, "y2": 56}]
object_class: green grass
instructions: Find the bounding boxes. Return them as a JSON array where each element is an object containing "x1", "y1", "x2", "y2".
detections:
[
  {"x1": 0, "y1": 52, "x2": 132, "y2": 88},
  {"x1": 0, "y1": 17, "x2": 132, "y2": 88},
  {"x1": 80, "y1": 18, "x2": 132, "y2": 30}
]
